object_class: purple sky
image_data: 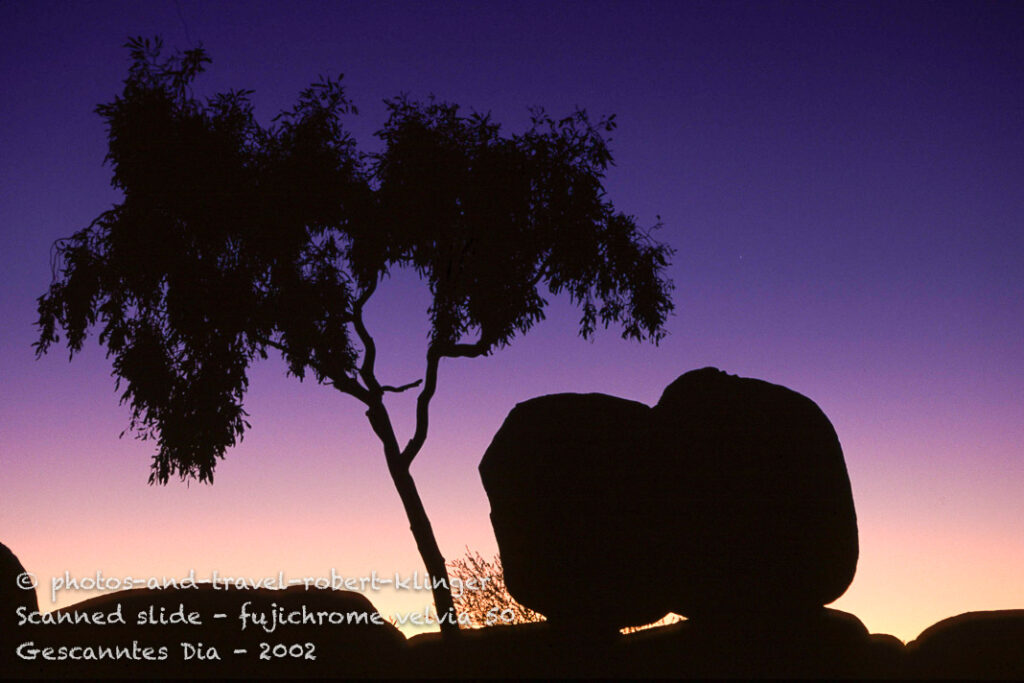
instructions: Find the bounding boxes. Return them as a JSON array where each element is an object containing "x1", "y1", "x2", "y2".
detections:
[{"x1": 1, "y1": 0, "x2": 1022, "y2": 640}]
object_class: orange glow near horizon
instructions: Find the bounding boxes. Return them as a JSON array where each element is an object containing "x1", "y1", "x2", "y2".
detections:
[{"x1": 10, "y1": 431, "x2": 1023, "y2": 644}]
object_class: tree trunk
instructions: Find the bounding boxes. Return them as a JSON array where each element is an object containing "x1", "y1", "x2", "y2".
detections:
[
  {"x1": 362, "y1": 385, "x2": 459, "y2": 636},
  {"x1": 386, "y1": 457, "x2": 459, "y2": 634}
]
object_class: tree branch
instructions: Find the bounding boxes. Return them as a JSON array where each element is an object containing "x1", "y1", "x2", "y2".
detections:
[
  {"x1": 352, "y1": 280, "x2": 382, "y2": 397},
  {"x1": 254, "y1": 333, "x2": 370, "y2": 405},
  {"x1": 529, "y1": 254, "x2": 552, "y2": 288},
  {"x1": 402, "y1": 346, "x2": 441, "y2": 469},
  {"x1": 381, "y1": 379, "x2": 423, "y2": 393},
  {"x1": 325, "y1": 370, "x2": 372, "y2": 405},
  {"x1": 402, "y1": 339, "x2": 490, "y2": 468},
  {"x1": 253, "y1": 333, "x2": 291, "y2": 356},
  {"x1": 444, "y1": 340, "x2": 491, "y2": 359}
]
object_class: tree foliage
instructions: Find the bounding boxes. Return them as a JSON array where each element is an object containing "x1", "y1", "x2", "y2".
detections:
[{"x1": 36, "y1": 37, "x2": 674, "y2": 487}]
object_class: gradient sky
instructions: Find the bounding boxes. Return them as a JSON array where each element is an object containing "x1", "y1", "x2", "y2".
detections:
[{"x1": 1, "y1": 0, "x2": 1021, "y2": 642}]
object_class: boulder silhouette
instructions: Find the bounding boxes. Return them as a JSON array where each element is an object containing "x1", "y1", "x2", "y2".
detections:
[
  {"x1": 626, "y1": 607, "x2": 894, "y2": 678},
  {"x1": 651, "y1": 367, "x2": 858, "y2": 618},
  {"x1": 1, "y1": 541, "x2": 40, "y2": 672},
  {"x1": 1, "y1": 541, "x2": 38, "y2": 615},
  {"x1": 479, "y1": 368, "x2": 858, "y2": 630},
  {"x1": 402, "y1": 608, "x2": 902, "y2": 678},
  {"x1": 479, "y1": 392, "x2": 660, "y2": 629},
  {"x1": 404, "y1": 622, "x2": 631, "y2": 678},
  {"x1": 908, "y1": 610, "x2": 1024, "y2": 678}
]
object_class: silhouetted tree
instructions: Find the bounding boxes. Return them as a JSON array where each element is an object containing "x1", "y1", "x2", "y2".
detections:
[{"x1": 35, "y1": 38, "x2": 674, "y2": 633}]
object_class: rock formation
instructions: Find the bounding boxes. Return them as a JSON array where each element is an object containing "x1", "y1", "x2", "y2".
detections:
[
  {"x1": 1, "y1": 541, "x2": 38, "y2": 616},
  {"x1": 479, "y1": 392, "x2": 660, "y2": 629},
  {"x1": 651, "y1": 367, "x2": 858, "y2": 618},
  {"x1": 909, "y1": 610, "x2": 1024, "y2": 678},
  {"x1": 479, "y1": 368, "x2": 858, "y2": 629},
  {"x1": 1, "y1": 541, "x2": 41, "y2": 672}
]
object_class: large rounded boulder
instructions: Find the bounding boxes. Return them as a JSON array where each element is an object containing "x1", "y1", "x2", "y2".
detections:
[
  {"x1": 479, "y1": 368, "x2": 858, "y2": 629},
  {"x1": 651, "y1": 368, "x2": 858, "y2": 618},
  {"x1": 479, "y1": 393, "x2": 663, "y2": 629}
]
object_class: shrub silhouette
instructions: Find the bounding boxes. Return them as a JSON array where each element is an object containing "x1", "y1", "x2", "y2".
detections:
[
  {"x1": 447, "y1": 548, "x2": 544, "y2": 628},
  {"x1": 446, "y1": 548, "x2": 682, "y2": 634}
]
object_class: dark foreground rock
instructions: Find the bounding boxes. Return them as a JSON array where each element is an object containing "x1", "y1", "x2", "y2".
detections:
[
  {"x1": 403, "y1": 610, "x2": 903, "y2": 678},
  {"x1": 3, "y1": 562, "x2": 1021, "y2": 678},
  {"x1": 1, "y1": 541, "x2": 41, "y2": 674},
  {"x1": 907, "y1": 610, "x2": 1024, "y2": 678},
  {"x1": 479, "y1": 368, "x2": 858, "y2": 629},
  {"x1": 8, "y1": 584, "x2": 405, "y2": 679},
  {"x1": 0, "y1": 542, "x2": 38, "y2": 615},
  {"x1": 13, "y1": 602, "x2": 1024, "y2": 678},
  {"x1": 626, "y1": 608, "x2": 901, "y2": 678}
]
